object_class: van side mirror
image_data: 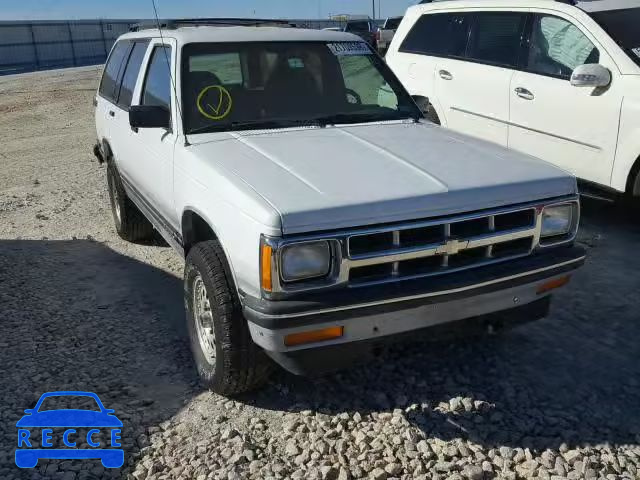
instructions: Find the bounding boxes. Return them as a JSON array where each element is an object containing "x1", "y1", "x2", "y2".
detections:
[
  {"x1": 570, "y1": 64, "x2": 611, "y2": 88},
  {"x1": 129, "y1": 105, "x2": 170, "y2": 129}
]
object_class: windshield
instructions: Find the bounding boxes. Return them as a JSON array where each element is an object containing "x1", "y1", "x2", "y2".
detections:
[
  {"x1": 385, "y1": 18, "x2": 403, "y2": 30},
  {"x1": 182, "y1": 41, "x2": 420, "y2": 135},
  {"x1": 345, "y1": 21, "x2": 371, "y2": 32},
  {"x1": 590, "y1": 8, "x2": 640, "y2": 66}
]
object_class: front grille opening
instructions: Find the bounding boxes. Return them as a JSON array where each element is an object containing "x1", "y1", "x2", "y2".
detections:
[
  {"x1": 492, "y1": 237, "x2": 533, "y2": 258},
  {"x1": 450, "y1": 218, "x2": 489, "y2": 238},
  {"x1": 495, "y1": 210, "x2": 535, "y2": 231},
  {"x1": 447, "y1": 247, "x2": 487, "y2": 268},
  {"x1": 349, "y1": 232, "x2": 394, "y2": 256},
  {"x1": 349, "y1": 263, "x2": 393, "y2": 282},
  {"x1": 398, "y1": 256, "x2": 442, "y2": 276},
  {"x1": 400, "y1": 225, "x2": 444, "y2": 248}
]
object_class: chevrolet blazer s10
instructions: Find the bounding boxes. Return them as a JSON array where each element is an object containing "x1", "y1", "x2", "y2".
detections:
[{"x1": 94, "y1": 22, "x2": 585, "y2": 394}]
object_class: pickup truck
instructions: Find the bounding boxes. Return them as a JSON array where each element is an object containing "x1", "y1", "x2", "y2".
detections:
[
  {"x1": 343, "y1": 19, "x2": 378, "y2": 47},
  {"x1": 94, "y1": 23, "x2": 585, "y2": 395},
  {"x1": 376, "y1": 16, "x2": 403, "y2": 54}
]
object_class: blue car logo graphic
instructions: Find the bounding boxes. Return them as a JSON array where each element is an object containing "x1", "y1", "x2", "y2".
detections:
[{"x1": 16, "y1": 391, "x2": 123, "y2": 469}]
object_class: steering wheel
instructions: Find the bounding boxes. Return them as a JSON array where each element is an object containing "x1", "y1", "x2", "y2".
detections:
[{"x1": 345, "y1": 88, "x2": 362, "y2": 105}]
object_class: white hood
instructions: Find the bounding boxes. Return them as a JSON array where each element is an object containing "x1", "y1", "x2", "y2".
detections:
[{"x1": 189, "y1": 121, "x2": 576, "y2": 234}]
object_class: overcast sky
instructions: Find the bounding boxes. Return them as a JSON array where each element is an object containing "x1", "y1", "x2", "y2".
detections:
[{"x1": 0, "y1": 0, "x2": 419, "y2": 20}]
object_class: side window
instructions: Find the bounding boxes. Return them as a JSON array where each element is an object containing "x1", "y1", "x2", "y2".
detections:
[
  {"x1": 466, "y1": 12, "x2": 528, "y2": 67},
  {"x1": 117, "y1": 41, "x2": 150, "y2": 109},
  {"x1": 99, "y1": 41, "x2": 130, "y2": 102},
  {"x1": 142, "y1": 46, "x2": 172, "y2": 110},
  {"x1": 399, "y1": 13, "x2": 470, "y2": 58},
  {"x1": 189, "y1": 53, "x2": 243, "y2": 85},
  {"x1": 527, "y1": 15, "x2": 599, "y2": 78}
]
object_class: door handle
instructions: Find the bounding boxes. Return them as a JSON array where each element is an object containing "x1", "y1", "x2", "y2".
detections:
[
  {"x1": 108, "y1": 110, "x2": 115, "y2": 117},
  {"x1": 438, "y1": 70, "x2": 453, "y2": 80},
  {"x1": 514, "y1": 87, "x2": 534, "y2": 100}
]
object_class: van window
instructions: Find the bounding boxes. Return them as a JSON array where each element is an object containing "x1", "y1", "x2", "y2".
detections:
[
  {"x1": 117, "y1": 40, "x2": 150, "y2": 109},
  {"x1": 99, "y1": 41, "x2": 130, "y2": 102},
  {"x1": 527, "y1": 15, "x2": 599, "y2": 78},
  {"x1": 399, "y1": 13, "x2": 470, "y2": 58},
  {"x1": 142, "y1": 46, "x2": 172, "y2": 110},
  {"x1": 466, "y1": 12, "x2": 527, "y2": 67}
]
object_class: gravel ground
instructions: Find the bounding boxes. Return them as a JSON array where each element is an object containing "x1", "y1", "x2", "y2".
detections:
[{"x1": 1, "y1": 67, "x2": 640, "y2": 480}]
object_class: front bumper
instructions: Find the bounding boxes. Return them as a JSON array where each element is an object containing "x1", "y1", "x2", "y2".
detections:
[{"x1": 242, "y1": 246, "x2": 585, "y2": 371}]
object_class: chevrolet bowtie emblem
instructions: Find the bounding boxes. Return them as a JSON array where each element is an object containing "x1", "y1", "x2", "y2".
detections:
[{"x1": 436, "y1": 238, "x2": 468, "y2": 256}]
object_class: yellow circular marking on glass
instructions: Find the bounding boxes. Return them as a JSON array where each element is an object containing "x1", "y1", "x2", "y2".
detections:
[{"x1": 196, "y1": 85, "x2": 233, "y2": 121}]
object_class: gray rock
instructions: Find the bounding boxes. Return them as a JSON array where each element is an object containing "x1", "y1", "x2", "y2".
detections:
[
  {"x1": 370, "y1": 467, "x2": 388, "y2": 480},
  {"x1": 462, "y1": 465, "x2": 483, "y2": 480}
]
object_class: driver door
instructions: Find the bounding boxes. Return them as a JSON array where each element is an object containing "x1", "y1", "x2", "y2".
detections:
[{"x1": 509, "y1": 12, "x2": 622, "y2": 186}]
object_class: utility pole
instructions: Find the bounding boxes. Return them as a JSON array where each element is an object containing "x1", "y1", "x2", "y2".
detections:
[{"x1": 372, "y1": 0, "x2": 376, "y2": 20}]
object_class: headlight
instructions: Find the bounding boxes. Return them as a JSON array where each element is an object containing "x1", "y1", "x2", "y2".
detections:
[
  {"x1": 281, "y1": 241, "x2": 331, "y2": 282},
  {"x1": 541, "y1": 204, "x2": 574, "y2": 238}
]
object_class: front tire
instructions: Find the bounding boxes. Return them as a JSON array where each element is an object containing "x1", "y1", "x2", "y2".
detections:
[
  {"x1": 106, "y1": 164, "x2": 154, "y2": 242},
  {"x1": 184, "y1": 241, "x2": 272, "y2": 395}
]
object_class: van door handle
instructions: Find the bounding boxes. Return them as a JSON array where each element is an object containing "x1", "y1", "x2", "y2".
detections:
[
  {"x1": 108, "y1": 110, "x2": 115, "y2": 117},
  {"x1": 514, "y1": 87, "x2": 534, "y2": 100},
  {"x1": 439, "y1": 70, "x2": 453, "y2": 80}
]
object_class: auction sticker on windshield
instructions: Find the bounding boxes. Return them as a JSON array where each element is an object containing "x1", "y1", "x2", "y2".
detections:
[
  {"x1": 328, "y1": 42, "x2": 372, "y2": 56},
  {"x1": 633, "y1": 47, "x2": 640, "y2": 58}
]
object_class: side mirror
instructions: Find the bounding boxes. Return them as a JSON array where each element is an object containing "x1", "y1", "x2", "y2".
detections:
[
  {"x1": 129, "y1": 105, "x2": 170, "y2": 129},
  {"x1": 570, "y1": 64, "x2": 611, "y2": 88}
]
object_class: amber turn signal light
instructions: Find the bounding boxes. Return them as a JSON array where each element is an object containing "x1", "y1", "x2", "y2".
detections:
[
  {"x1": 537, "y1": 275, "x2": 570, "y2": 295},
  {"x1": 261, "y1": 244, "x2": 273, "y2": 292},
  {"x1": 284, "y1": 327, "x2": 344, "y2": 347}
]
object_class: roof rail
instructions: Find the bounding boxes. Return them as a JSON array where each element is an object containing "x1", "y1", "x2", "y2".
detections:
[{"x1": 130, "y1": 18, "x2": 296, "y2": 32}]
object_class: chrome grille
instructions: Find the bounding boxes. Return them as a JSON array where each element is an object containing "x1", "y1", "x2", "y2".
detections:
[{"x1": 346, "y1": 208, "x2": 537, "y2": 286}]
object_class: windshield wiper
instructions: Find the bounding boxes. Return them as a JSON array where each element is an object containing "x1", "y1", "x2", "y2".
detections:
[
  {"x1": 187, "y1": 118, "x2": 321, "y2": 135},
  {"x1": 310, "y1": 110, "x2": 417, "y2": 126}
]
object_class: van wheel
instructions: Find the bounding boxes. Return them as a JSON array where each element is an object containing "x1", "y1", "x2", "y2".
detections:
[
  {"x1": 184, "y1": 240, "x2": 272, "y2": 395},
  {"x1": 413, "y1": 97, "x2": 441, "y2": 125},
  {"x1": 106, "y1": 164, "x2": 154, "y2": 242}
]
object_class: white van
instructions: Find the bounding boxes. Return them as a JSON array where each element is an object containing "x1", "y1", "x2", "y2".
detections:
[{"x1": 386, "y1": 0, "x2": 640, "y2": 200}]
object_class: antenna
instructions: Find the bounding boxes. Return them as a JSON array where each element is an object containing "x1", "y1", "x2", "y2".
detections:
[{"x1": 151, "y1": 0, "x2": 190, "y2": 147}]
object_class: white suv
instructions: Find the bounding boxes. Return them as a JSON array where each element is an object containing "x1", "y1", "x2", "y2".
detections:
[
  {"x1": 387, "y1": 0, "x2": 640, "y2": 200},
  {"x1": 94, "y1": 21, "x2": 584, "y2": 395}
]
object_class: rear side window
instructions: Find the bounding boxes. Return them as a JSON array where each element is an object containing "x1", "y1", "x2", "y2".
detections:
[
  {"x1": 527, "y1": 15, "x2": 599, "y2": 78},
  {"x1": 142, "y1": 46, "x2": 172, "y2": 110},
  {"x1": 399, "y1": 13, "x2": 470, "y2": 58},
  {"x1": 467, "y1": 12, "x2": 528, "y2": 67},
  {"x1": 117, "y1": 40, "x2": 150, "y2": 109},
  {"x1": 99, "y1": 41, "x2": 130, "y2": 102}
]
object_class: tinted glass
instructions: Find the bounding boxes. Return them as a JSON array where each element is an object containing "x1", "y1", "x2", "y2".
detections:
[
  {"x1": 400, "y1": 13, "x2": 470, "y2": 57},
  {"x1": 590, "y1": 8, "x2": 640, "y2": 67},
  {"x1": 118, "y1": 41, "x2": 149, "y2": 108},
  {"x1": 385, "y1": 18, "x2": 402, "y2": 30},
  {"x1": 467, "y1": 12, "x2": 527, "y2": 67},
  {"x1": 99, "y1": 41, "x2": 130, "y2": 101},
  {"x1": 527, "y1": 15, "x2": 599, "y2": 78},
  {"x1": 346, "y1": 21, "x2": 371, "y2": 32},
  {"x1": 142, "y1": 46, "x2": 172, "y2": 109},
  {"x1": 182, "y1": 41, "x2": 420, "y2": 135}
]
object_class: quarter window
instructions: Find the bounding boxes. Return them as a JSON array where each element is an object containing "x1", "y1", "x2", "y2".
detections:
[
  {"x1": 117, "y1": 41, "x2": 149, "y2": 109},
  {"x1": 527, "y1": 15, "x2": 599, "y2": 78},
  {"x1": 99, "y1": 41, "x2": 130, "y2": 102},
  {"x1": 399, "y1": 13, "x2": 470, "y2": 58},
  {"x1": 466, "y1": 12, "x2": 528, "y2": 67},
  {"x1": 142, "y1": 46, "x2": 172, "y2": 110}
]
